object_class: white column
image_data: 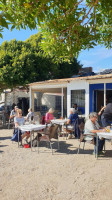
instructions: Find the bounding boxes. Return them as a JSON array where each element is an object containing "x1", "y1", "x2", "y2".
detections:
[
  {"x1": 29, "y1": 86, "x2": 32, "y2": 108},
  {"x1": 104, "y1": 83, "x2": 106, "y2": 106},
  {"x1": 85, "y1": 82, "x2": 89, "y2": 119},
  {"x1": 67, "y1": 86, "x2": 71, "y2": 117},
  {"x1": 61, "y1": 88, "x2": 63, "y2": 118}
]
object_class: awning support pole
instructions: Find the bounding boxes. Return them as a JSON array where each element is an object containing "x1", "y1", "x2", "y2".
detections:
[
  {"x1": 61, "y1": 88, "x2": 63, "y2": 118},
  {"x1": 29, "y1": 87, "x2": 32, "y2": 108},
  {"x1": 104, "y1": 83, "x2": 106, "y2": 106}
]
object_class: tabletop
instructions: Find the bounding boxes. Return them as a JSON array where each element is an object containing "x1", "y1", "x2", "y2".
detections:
[
  {"x1": 97, "y1": 131, "x2": 112, "y2": 139},
  {"x1": 51, "y1": 119, "x2": 67, "y2": 125},
  {"x1": 18, "y1": 124, "x2": 46, "y2": 132}
]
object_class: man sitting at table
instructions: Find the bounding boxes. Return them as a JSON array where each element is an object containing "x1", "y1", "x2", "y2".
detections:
[
  {"x1": 64, "y1": 108, "x2": 79, "y2": 139},
  {"x1": 84, "y1": 112, "x2": 105, "y2": 155},
  {"x1": 10, "y1": 105, "x2": 18, "y2": 120}
]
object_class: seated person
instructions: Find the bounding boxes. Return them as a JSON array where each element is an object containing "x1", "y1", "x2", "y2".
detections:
[
  {"x1": 64, "y1": 108, "x2": 79, "y2": 139},
  {"x1": 73, "y1": 103, "x2": 79, "y2": 114},
  {"x1": 25, "y1": 108, "x2": 34, "y2": 121},
  {"x1": 10, "y1": 106, "x2": 18, "y2": 120},
  {"x1": 11, "y1": 109, "x2": 30, "y2": 145},
  {"x1": 84, "y1": 112, "x2": 105, "y2": 155},
  {"x1": 45, "y1": 108, "x2": 54, "y2": 124},
  {"x1": 101, "y1": 101, "x2": 112, "y2": 127}
]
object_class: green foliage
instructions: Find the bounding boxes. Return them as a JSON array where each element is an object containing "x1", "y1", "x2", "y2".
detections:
[
  {"x1": 0, "y1": 0, "x2": 112, "y2": 60},
  {"x1": 0, "y1": 33, "x2": 82, "y2": 91}
]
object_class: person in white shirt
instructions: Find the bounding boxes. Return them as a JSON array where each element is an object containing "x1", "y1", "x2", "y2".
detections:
[
  {"x1": 26, "y1": 108, "x2": 34, "y2": 121},
  {"x1": 13, "y1": 109, "x2": 30, "y2": 145},
  {"x1": 84, "y1": 112, "x2": 105, "y2": 155},
  {"x1": 10, "y1": 106, "x2": 18, "y2": 120}
]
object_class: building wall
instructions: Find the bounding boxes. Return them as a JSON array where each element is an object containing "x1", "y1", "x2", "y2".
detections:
[
  {"x1": 5, "y1": 90, "x2": 29, "y2": 107},
  {"x1": 32, "y1": 90, "x2": 62, "y2": 111},
  {"x1": 67, "y1": 80, "x2": 89, "y2": 118},
  {"x1": 42, "y1": 94, "x2": 56, "y2": 109},
  {"x1": 0, "y1": 93, "x2": 5, "y2": 104},
  {"x1": 29, "y1": 77, "x2": 112, "y2": 119}
]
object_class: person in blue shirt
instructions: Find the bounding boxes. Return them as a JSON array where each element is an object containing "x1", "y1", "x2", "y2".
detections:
[
  {"x1": 67, "y1": 108, "x2": 78, "y2": 125},
  {"x1": 65, "y1": 108, "x2": 79, "y2": 139}
]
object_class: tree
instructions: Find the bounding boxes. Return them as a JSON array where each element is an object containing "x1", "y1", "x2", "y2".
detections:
[
  {"x1": 55, "y1": 58, "x2": 81, "y2": 79},
  {"x1": 0, "y1": 0, "x2": 112, "y2": 60},
  {"x1": 0, "y1": 33, "x2": 82, "y2": 91}
]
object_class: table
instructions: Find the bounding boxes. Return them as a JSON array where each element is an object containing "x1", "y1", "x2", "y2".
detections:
[
  {"x1": 51, "y1": 119, "x2": 67, "y2": 125},
  {"x1": 78, "y1": 114, "x2": 85, "y2": 118},
  {"x1": 96, "y1": 131, "x2": 112, "y2": 158},
  {"x1": 18, "y1": 124, "x2": 47, "y2": 150},
  {"x1": 51, "y1": 119, "x2": 68, "y2": 139}
]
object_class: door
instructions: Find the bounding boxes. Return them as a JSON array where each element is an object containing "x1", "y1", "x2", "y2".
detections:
[
  {"x1": 97, "y1": 91, "x2": 104, "y2": 112},
  {"x1": 17, "y1": 98, "x2": 29, "y2": 116},
  {"x1": 96, "y1": 90, "x2": 112, "y2": 112}
]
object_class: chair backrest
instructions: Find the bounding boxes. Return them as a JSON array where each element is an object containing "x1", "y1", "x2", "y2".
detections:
[
  {"x1": 34, "y1": 115, "x2": 39, "y2": 124},
  {"x1": 72, "y1": 118, "x2": 85, "y2": 139},
  {"x1": 41, "y1": 115, "x2": 45, "y2": 124},
  {"x1": 49, "y1": 124, "x2": 59, "y2": 139},
  {"x1": 78, "y1": 121, "x2": 85, "y2": 134},
  {"x1": 31, "y1": 116, "x2": 34, "y2": 121}
]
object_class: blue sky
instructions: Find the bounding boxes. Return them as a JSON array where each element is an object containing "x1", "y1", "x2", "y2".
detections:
[{"x1": 0, "y1": 28, "x2": 112, "y2": 73}]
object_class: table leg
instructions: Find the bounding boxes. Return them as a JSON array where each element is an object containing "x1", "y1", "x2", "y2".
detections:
[
  {"x1": 30, "y1": 131, "x2": 32, "y2": 151},
  {"x1": 37, "y1": 133, "x2": 39, "y2": 153},
  {"x1": 96, "y1": 135, "x2": 98, "y2": 159},
  {"x1": 18, "y1": 128, "x2": 19, "y2": 148}
]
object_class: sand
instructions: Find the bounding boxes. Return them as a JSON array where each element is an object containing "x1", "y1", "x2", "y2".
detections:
[{"x1": 0, "y1": 129, "x2": 112, "y2": 200}]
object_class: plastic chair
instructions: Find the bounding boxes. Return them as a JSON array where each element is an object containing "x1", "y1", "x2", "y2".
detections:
[
  {"x1": 37, "y1": 124, "x2": 59, "y2": 154},
  {"x1": 60, "y1": 124, "x2": 68, "y2": 139},
  {"x1": 8, "y1": 118, "x2": 15, "y2": 129},
  {"x1": 34, "y1": 115, "x2": 39, "y2": 124},
  {"x1": 77, "y1": 133, "x2": 95, "y2": 154}
]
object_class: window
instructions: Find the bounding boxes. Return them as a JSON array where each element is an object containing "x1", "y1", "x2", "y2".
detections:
[
  {"x1": 34, "y1": 92, "x2": 41, "y2": 112},
  {"x1": 71, "y1": 90, "x2": 85, "y2": 114},
  {"x1": 55, "y1": 96, "x2": 61, "y2": 110}
]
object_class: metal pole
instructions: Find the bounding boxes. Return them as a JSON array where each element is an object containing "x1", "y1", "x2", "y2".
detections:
[
  {"x1": 104, "y1": 83, "x2": 106, "y2": 106},
  {"x1": 96, "y1": 135, "x2": 98, "y2": 159},
  {"x1": 30, "y1": 131, "x2": 32, "y2": 151},
  {"x1": 61, "y1": 88, "x2": 63, "y2": 118},
  {"x1": 29, "y1": 87, "x2": 32, "y2": 108},
  {"x1": 18, "y1": 128, "x2": 19, "y2": 148}
]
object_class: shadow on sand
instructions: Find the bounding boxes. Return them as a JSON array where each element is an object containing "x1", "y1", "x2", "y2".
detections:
[
  {"x1": 0, "y1": 144, "x2": 9, "y2": 153},
  {"x1": 0, "y1": 136, "x2": 11, "y2": 140},
  {"x1": 36, "y1": 140, "x2": 94, "y2": 155}
]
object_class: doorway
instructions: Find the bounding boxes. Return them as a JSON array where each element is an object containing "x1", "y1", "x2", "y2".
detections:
[
  {"x1": 95, "y1": 90, "x2": 112, "y2": 112},
  {"x1": 17, "y1": 98, "x2": 29, "y2": 116}
]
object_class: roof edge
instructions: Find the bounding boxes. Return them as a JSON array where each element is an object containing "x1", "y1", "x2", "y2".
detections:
[{"x1": 29, "y1": 73, "x2": 112, "y2": 86}]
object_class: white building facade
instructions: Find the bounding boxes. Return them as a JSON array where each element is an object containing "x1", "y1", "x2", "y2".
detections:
[{"x1": 29, "y1": 74, "x2": 112, "y2": 119}]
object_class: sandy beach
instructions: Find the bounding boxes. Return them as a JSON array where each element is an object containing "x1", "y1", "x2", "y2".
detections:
[{"x1": 0, "y1": 129, "x2": 112, "y2": 200}]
